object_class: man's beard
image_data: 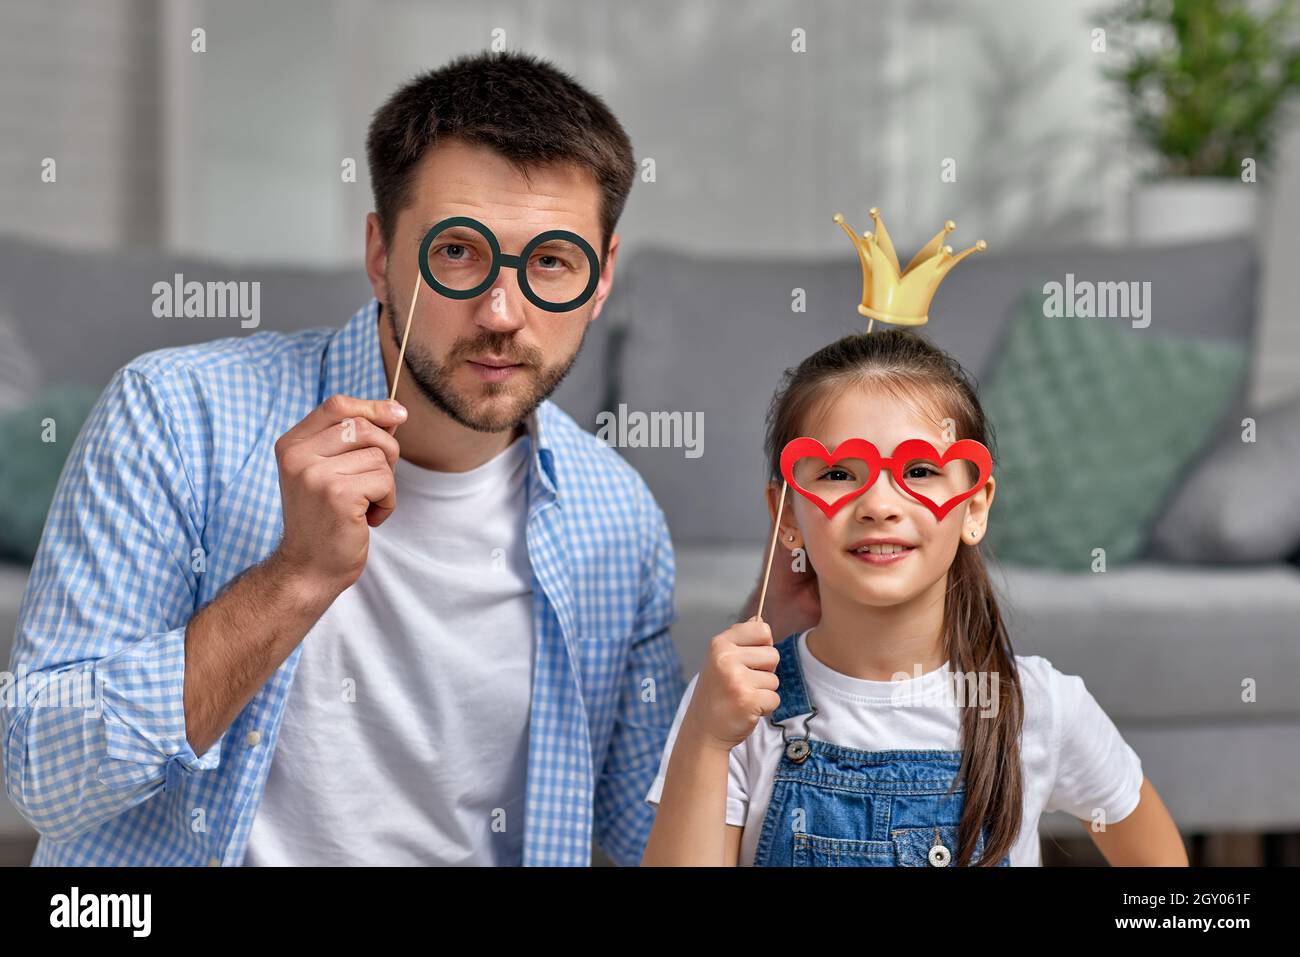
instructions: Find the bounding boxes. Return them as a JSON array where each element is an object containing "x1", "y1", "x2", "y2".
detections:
[{"x1": 383, "y1": 296, "x2": 584, "y2": 434}]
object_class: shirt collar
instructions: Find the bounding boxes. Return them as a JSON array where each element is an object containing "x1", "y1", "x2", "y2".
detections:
[{"x1": 321, "y1": 298, "x2": 559, "y2": 495}]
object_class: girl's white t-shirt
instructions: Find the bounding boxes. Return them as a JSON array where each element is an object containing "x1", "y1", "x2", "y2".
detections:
[{"x1": 644, "y1": 629, "x2": 1144, "y2": 867}]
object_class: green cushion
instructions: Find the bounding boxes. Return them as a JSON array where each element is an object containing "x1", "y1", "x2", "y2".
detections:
[
  {"x1": 978, "y1": 296, "x2": 1247, "y2": 571},
  {"x1": 0, "y1": 383, "x2": 102, "y2": 563}
]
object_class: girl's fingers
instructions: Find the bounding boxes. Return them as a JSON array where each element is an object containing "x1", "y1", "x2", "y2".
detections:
[
  {"x1": 734, "y1": 644, "x2": 781, "y2": 672},
  {"x1": 728, "y1": 619, "x2": 773, "y2": 647}
]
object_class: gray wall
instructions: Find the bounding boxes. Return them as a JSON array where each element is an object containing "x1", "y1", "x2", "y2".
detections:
[{"x1": 2, "y1": 0, "x2": 1298, "y2": 405}]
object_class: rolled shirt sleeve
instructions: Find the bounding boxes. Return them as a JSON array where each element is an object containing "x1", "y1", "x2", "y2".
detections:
[{"x1": 2, "y1": 366, "x2": 220, "y2": 842}]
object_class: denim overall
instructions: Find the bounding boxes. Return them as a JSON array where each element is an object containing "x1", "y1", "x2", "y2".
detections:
[{"x1": 752, "y1": 634, "x2": 1010, "y2": 867}]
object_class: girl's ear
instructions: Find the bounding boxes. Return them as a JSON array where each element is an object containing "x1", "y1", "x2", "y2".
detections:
[
  {"x1": 765, "y1": 481, "x2": 803, "y2": 550},
  {"x1": 961, "y1": 475, "x2": 996, "y2": 544}
]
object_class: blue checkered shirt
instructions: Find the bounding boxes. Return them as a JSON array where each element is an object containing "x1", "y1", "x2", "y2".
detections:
[{"x1": 2, "y1": 298, "x2": 686, "y2": 866}]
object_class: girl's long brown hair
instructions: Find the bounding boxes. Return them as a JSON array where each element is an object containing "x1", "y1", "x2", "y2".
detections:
[{"x1": 764, "y1": 329, "x2": 1023, "y2": 867}]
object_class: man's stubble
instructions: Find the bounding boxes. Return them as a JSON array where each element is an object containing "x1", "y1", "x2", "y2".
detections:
[{"x1": 382, "y1": 293, "x2": 586, "y2": 434}]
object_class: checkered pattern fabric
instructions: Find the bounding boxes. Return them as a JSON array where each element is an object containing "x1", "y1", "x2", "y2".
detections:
[{"x1": 2, "y1": 298, "x2": 686, "y2": 866}]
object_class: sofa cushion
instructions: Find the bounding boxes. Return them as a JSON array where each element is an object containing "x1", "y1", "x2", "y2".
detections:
[
  {"x1": 670, "y1": 544, "x2": 1300, "y2": 724},
  {"x1": 1146, "y1": 390, "x2": 1300, "y2": 563},
  {"x1": 990, "y1": 558, "x2": 1300, "y2": 724},
  {"x1": 978, "y1": 300, "x2": 1247, "y2": 570},
  {"x1": 0, "y1": 310, "x2": 43, "y2": 413},
  {"x1": 613, "y1": 237, "x2": 1257, "y2": 546},
  {"x1": 0, "y1": 383, "x2": 100, "y2": 562}
]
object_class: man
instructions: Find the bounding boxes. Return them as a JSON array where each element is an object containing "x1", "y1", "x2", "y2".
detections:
[{"x1": 2, "y1": 50, "x2": 706, "y2": 867}]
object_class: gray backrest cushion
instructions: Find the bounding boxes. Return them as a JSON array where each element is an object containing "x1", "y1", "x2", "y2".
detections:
[
  {"x1": 1146, "y1": 390, "x2": 1300, "y2": 563},
  {"x1": 0, "y1": 233, "x2": 610, "y2": 430},
  {"x1": 612, "y1": 237, "x2": 1257, "y2": 546}
]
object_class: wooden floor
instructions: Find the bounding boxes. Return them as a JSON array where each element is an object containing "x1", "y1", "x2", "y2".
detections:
[
  {"x1": 1042, "y1": 831, "x2": 1300, "y2": 866},
  {"x1": 0, "y1": 838, "x2": 36, "y2": 867}
]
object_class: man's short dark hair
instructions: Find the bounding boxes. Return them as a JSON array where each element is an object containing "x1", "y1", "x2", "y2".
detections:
[{"x1": 366, "y1": 50, "x2": 636, "y2": 265}]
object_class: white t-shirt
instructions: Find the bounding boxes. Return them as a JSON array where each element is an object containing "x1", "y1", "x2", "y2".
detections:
[
  {"x1": 243, "y1": 432, "x2": 535, "y2": 865},
  {"x1": 644, "y1": 629, "x2": 1144, "y2": 866}
]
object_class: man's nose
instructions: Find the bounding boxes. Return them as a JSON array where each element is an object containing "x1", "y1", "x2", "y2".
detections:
[{"x1": 473, "y1": 268, "x2": 529, "y2": 333}]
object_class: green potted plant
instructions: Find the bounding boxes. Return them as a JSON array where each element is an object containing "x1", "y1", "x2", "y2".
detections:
[{"x1": 1103, "y1": 0, "x2": 1300, "y2": 242}]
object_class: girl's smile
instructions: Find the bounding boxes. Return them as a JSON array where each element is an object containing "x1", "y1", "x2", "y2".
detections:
[
  {"x1": 778, "y1": 382, "x2": 994, "y2": 614},
  {"x1": 847, "y1": 538, "x2": 918, "y2": 565}
]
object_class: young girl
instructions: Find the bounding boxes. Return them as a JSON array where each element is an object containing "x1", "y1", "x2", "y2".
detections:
[{"x1": 642, "y1": 330, "x2": 1186, "y2": 867}]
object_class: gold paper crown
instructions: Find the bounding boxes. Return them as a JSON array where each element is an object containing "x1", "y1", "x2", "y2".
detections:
[{"x1": 833, "y1": 207, "x2": 987, "y2": 328}]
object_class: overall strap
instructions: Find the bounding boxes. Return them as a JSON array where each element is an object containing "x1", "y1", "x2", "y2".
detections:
[{"x1": 769, "y1": 631, "x2": 814, "y2": 722}]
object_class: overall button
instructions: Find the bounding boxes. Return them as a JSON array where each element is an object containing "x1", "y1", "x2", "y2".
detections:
[
  {"x1": 785, "y1": 739, "x2": 810, "y2": 763},
  {"x1": 894, "y1": 825, "x2": 968, "y2": 866}
]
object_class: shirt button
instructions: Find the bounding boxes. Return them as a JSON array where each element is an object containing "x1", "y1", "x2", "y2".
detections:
[
  {"x1": 207, "y1": 857, "x2": 221, "y2": 867},
  {"x1": 246, "y1": 731, "x2": 262, "y2": 747}
]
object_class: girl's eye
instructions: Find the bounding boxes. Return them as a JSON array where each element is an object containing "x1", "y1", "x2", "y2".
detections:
[
  {"x1": 906, "y1": 465, "x2": 939, "y2": 480},
  {"x1": 821, "y1": 468, "x2": 856, "y2": 482}
]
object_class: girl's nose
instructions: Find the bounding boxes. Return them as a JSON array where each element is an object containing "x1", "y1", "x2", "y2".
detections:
[{"x1": 850, "y1": 471, "x2": 907, "y2": 522}]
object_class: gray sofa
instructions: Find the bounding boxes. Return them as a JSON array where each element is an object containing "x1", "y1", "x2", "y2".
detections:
[{"x1": 2, "y1": 230, "x2": 1297, "y2": 852}]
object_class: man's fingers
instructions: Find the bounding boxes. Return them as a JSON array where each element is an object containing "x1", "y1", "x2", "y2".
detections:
[
  {"x1": 347, "y1": 468, "x2": 396, "y2": 516},
  {"x1": 287, "y1": 412, "x2": 402, "y2": 470},
  {"x1": 319, "y1": 446, "x2": 394, "y2": 476},
  {"x1": 334, "y1": 415, "x2": 402, "y2": 467},
  {"x1": 278, "y1": 394, "x2": 407, "y2": 452},
  {"x1": 299, "y1": 455, "x2": 394, "y2": 508},
  {"x1": 366, "y1": 502, "x2": 394, "y2": 527}
]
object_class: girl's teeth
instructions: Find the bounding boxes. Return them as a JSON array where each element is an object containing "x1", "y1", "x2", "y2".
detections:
[{"x1": 857, "y1": 544, "x2": 912, "y2": 554}]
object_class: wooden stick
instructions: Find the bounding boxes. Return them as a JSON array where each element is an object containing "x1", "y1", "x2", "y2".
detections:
[
  {"x1": 754, "y1": 479, "x2": 788, "y2": 624},
  {"x1": 754, "y1": 312, "x2": 873, "y2": 624},
  {"x1": 389, "y1": 269, "x2": 422, "y2": 402}
]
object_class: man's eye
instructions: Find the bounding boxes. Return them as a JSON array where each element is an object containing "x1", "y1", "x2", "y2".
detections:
[{"x1": 533, "y1": 253, "x2": 572, "y2": 270}]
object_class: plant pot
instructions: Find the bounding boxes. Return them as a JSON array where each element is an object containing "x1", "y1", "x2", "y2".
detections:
[{"x1": 1130, "y1": 178, "x2": 1259, "y2": 244}]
